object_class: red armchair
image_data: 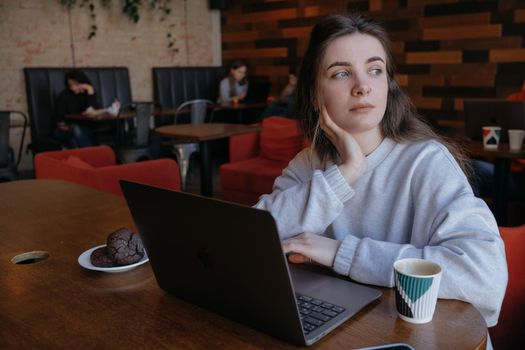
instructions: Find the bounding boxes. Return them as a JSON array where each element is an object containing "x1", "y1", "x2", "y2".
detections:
[
  {"x1": 35, "y1": 146, "x2": 181, "y2": 196},
  {"x1": 489, "y1": 225, "x2": 525, "y2": 349},
  {"x1": 219, "y1": 117, "x2": 305, "y2": 205}
]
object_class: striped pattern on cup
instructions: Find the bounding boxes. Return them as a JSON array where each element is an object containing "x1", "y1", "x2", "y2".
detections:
[{"x1": 393, "y1": 259, "x2": 442, "y2": 324}]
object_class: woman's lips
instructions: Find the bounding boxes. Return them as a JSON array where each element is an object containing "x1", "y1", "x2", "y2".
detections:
[{"x1": 350, "y1": 103, "x2": 374, "y2": 112}]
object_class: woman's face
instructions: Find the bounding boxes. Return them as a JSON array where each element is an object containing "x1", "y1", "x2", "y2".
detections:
[
  {"x1": 231, "y1": 65, "x2": 247, "y2": 82},
  {"x1": 317, "y1": 33, "x2": 388, "y2": 135},
  {"x1": 67, "y1": 79, "x2": 83, "y2": 94}
]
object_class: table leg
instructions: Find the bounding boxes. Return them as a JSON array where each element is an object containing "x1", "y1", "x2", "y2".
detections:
[
  {"x1": 199, "y1": 141, "x2": 212, "y2": 197},
  {"x1": 237, "y1": 110, "x2": 243, "y2": 124},
  {"x1": 492, "y1": 158, "x2": 510, "y2": 225},
  {"x1": 116, "y1": 119, "x2": 126, "y2": 148}
]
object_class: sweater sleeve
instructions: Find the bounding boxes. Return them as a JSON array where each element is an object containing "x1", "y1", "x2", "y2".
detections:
[
  {"x1": 255, "y1": 149, "x2": 355, "y2": 239},
  {"x1": 333, "y1": 144, "x2": 507, "y2": 327},
  {"x1": 218, "y1": 78, "x2": 231, "y2": 104}
]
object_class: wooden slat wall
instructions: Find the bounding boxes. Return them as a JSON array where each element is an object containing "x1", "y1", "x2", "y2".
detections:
[{"x1": 221, "y1": 0, "x2": 525, "y2": 121}]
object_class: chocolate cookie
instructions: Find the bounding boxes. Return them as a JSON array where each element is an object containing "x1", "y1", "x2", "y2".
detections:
[
  {"x1": 90, "y1": 246, "x2": 114, "y2": 267},
  {"x1": 106, "y1": 228, "x2": 145, "y2": 266}
]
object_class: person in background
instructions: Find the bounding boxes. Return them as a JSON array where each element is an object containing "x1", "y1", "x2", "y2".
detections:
[
  {"x1": 54, "y1": 69, "x2": 98, "y2": 147},
  {"x1": 472, "y1": 81, "x2": 525, "y2": 200},
  {"x1": 261, "y1": 69, "x2": 297, "y2": 119},
  {"x1": 55, "y1": 69, "x2": 121, "y2": 148},
  {"x1": 255, "y1": 14, "x2": 506, "y2": 339},
  {"x1": 218, "y1": 60, "x2": 248, "y2": 105}
]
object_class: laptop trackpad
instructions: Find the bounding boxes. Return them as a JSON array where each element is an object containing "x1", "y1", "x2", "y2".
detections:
[{"x1": 289, "y1": 264, "x2": 381, "y2": 310}]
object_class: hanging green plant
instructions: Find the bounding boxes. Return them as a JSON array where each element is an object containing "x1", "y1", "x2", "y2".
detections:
[{"x1": 59, "y1": 0, "x2": 178, "y2": 52}]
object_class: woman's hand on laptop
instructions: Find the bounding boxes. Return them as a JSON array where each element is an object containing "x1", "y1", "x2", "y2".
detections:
[{"x1": 282, "y1": 233, "x2": 341, "y2": 267}]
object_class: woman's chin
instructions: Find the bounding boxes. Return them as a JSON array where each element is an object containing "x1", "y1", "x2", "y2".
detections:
[{"x1": 343, "y1": 123, "x2": 380, "y2": 135}]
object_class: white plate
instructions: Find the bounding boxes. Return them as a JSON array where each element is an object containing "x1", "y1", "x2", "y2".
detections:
[{"x1": 78, "y1": 244, "x2": 149, "y2": 273}]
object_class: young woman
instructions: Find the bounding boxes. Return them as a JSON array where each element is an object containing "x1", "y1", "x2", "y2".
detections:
[
  {"x1": 54, "y1": 69, "x2": 99, "y2": 147},
  {"x1": 255, "y1": 14, "x2": 507, "y2": 331},
  {"x1": 218, "y1": 60, "x2": 248, "y2": 105}
]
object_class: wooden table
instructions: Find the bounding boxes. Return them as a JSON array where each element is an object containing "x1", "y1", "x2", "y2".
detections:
[
  {"x1": 67, "y1": 108, "x2": 141, "y2": 147},
  {"x1": 465, "y1": 141, "x2": 525, "y2": 225},
  {"x1": 67, "y1": 103, "x2": 156, "y2": 149},
  {"x1": 0, "y1": 179, "x2": 488, "y2": 349},
  {"x1": 155, "y1": 123, "x2": 261, "y2": 197}
]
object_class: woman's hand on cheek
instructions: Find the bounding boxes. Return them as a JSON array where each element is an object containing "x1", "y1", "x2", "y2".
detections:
[
  {"x1": 282, "y1": 233, "x2": 341, "y2": 267},
  {"x1": 319, "y1": 106, "x2": 367, "y2": 184},
  {"x1": 81, "y1": 84, "x2": 95, "y2": 95}
]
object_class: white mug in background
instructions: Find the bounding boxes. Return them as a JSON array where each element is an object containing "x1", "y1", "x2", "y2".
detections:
[
  {"x1": 482, "y1": 126, "x2": 501, "y2": 149},
  {"x1": 508, "y1": 129, "x2": 525, "y2": 151}
]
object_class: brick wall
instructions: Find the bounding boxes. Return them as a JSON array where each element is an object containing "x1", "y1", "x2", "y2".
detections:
[
  {"x1": 221, "y1": 0, "x2": 525, "y2": 122},
  {"x1": 0, "y1": 0, "x2": 220, "y2": 170}
]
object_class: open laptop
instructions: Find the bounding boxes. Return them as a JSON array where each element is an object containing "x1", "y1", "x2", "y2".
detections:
[
  {"x1": 242, "y1": 81, "x2": 271, "y2": 103},
  {"x1": 120, "y1": 180, "x2": 381, "y2": 346},
  {"x1": 464, "y1": 99, "x2": 525, "y2": 142}
]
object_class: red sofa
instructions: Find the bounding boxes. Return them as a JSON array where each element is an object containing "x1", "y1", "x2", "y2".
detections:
[
  {"x1": 489, "y1": 225, "x2": 525, "y2": 349},
  {"x1": 35, "y1": 146, "x2": 181, "y2": 196},
  {"x1": 219, "y1": 117, "x2": 305, "y2": 205}
]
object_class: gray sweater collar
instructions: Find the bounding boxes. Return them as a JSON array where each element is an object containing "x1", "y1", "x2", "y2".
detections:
[{"x1": 364, "y1": 137, "x2": 396, "y2": 173}]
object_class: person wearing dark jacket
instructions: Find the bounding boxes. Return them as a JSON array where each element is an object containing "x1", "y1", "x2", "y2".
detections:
[{"x1": 54, "y1": 69, "x2": 99, "y2": 147}]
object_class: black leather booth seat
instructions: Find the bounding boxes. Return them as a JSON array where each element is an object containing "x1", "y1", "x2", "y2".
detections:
[
  {"x1": 24, "y1": 67, "x2": 133, "y2": 154},
  {"x1": 153, "y1": 67, "x2": 226, "y2": 125}
]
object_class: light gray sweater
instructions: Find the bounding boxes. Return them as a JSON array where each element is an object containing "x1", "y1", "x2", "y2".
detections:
[
  {"x1": 218, "y1": 78, "x2": 248, "y2": 104},
  {"x1": 255, "y1": 137, "x2": 507, "y2": 327}
]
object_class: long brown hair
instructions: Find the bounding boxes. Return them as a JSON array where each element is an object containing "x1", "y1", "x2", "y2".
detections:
[{"x1": 296, "y1": 14, "x2": 472, "y2": 177}]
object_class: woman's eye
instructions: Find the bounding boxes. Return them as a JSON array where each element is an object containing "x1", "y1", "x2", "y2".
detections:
[
  {"x1": 333, "y1": 71, "x2": 349, "y2": 79},
  {"x1": 369, "y1": 68, "x2": 383, "y2": 76}
]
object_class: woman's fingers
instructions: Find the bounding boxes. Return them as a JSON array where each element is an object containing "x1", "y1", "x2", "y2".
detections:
[
  {"x1": 316, "y1": 105, "x2": 367, "y2": 185},
  {"x1": 319, "y1": 107, "x2": 339, "y2": 144},
  {"x1": 282, "y1": 233, "x2": 340, "y2": 267},
  {"x1": 283, "y1": 236, "x2": 312, "y2": 264},
  {"x1": 319, "y1": 106, "x2": 336, "y2": 134},
  {"x1": 288, "y1": 253, "x2": 310, "y2": 264}
]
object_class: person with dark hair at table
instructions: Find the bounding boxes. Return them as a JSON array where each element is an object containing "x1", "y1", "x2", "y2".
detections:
[
  {"x1": 261, "y1": 70, "x2": 297, "y2": 119},
  {"x1": 54, "y1": 69, "x2": 99, "y2": 148},
  {"x1": 218, "y1": 60, "x2": 249, "y2": 106},
  {"x1": 54, "y1": 69, "x2": 121, "y2": 148},
  {"x1": 254, "y1": 14, "x2": 506, "y2": 341}
]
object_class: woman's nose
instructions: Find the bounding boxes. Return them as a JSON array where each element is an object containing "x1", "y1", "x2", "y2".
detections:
[{"x1": 351, "y1": 76, "x2": 371, "y2": 97}]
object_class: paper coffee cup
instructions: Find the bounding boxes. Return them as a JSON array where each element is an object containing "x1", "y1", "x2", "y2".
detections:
[
  {"x1": 508, "y1": 129, "x2": 525, "y2": 151},
  {"x1": 394, "y1": 258, "x2": 442, "y2": 324},
  {"x1": 482, "y1": 126, "x2": 501, "y2": 149}
]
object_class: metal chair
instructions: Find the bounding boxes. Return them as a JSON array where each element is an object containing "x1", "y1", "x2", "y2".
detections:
[
  {"x1": 167, "y1": 99, "x2": 215, "y2": 190},
  {"x1": 115, "y1": 102, "x2": 154, "y2": 163},
  {"x1": 0, "y1": 111, "x2": 28, "y2": 181}
]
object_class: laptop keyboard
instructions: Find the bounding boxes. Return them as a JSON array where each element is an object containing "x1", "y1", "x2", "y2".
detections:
[{"x1": 296, "y1": 294, "x2": 346, "y2": 334}]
